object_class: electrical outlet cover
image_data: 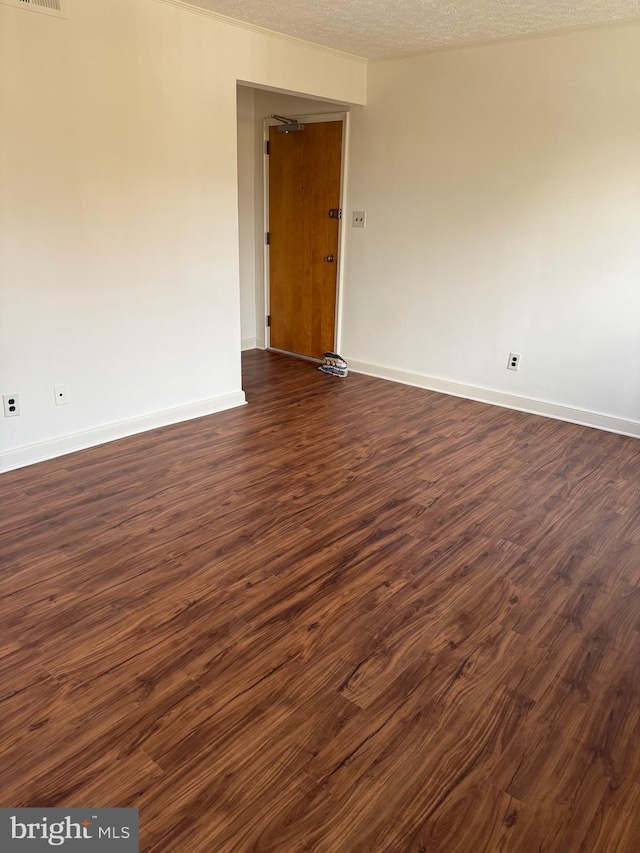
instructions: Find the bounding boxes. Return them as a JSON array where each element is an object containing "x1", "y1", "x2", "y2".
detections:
[
  {"x1": 507, "y1": 353, "x2": 521, "y2": 371},
  {"x1": 54, "y1": 384, "x2": 68, "y2": 405},
  {"x1": 3, "y1": 393, "x2": 20, "y2": 417}
]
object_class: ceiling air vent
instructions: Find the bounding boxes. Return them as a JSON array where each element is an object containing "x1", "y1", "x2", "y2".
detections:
[{"x1": 0, "y1": 0, "x2": 65, "y2": 18}]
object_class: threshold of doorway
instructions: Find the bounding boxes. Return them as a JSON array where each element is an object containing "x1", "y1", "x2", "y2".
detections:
[{"x1": 268, "y1": 347, "x2": 323, "y2": 364}]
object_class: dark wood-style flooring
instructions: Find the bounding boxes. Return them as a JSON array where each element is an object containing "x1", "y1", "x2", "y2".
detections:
[{"x1": 1, "y1": 350, "x2": 640, "y2": 851}]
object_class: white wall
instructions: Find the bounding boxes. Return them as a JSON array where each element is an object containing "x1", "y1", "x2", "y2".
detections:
[
  {"x1": 343, "y1": 24, "x2": 640, "y2": 435},
  {"x1": 0, "y1": 0, "x2": 366, "y2": 470},
  {"x1": 237, "y1": 86, "x2": 257, "y2": 350}
]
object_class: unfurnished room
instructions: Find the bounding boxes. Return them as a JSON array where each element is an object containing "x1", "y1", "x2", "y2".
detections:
[{"x1": 1, "y1": 0, "x2": 640, "y2": 850}]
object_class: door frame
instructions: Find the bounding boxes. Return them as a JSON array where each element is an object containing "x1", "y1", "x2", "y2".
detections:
[{"x1": 262, "y1": 111, "x2": 350, "y2": 358}]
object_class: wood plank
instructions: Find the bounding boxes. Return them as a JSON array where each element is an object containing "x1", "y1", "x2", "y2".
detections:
[{"x1": 1, "y1": 349, "x2": 639, "y2": 851}]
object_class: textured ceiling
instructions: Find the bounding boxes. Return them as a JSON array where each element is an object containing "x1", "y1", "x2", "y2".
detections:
[{"x1": 182, "y1": 0, "x2": 640, "y2": 58}]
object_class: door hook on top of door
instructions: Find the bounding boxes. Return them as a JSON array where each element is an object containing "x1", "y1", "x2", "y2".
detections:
[{"x1": 271, "y1": 114, "x2": 305, "y2": 134}]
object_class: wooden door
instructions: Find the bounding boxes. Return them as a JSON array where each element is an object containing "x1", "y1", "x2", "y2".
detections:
[{"x1": 268, "y1": 120, "x2": 343, "y2": 359}]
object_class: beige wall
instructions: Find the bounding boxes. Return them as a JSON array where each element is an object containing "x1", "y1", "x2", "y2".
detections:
[
  {"x1": 237, "y1": 86, "x2": 257, "y2": 349},
  {"x1": 343, "y1": 24, "x2": 640, "y2": 433},
  {"x1": 0, "y1": 0, "x2": 366, "y2": 469}
]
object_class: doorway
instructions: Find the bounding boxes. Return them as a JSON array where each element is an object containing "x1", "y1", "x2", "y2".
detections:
[{"x1": 265, "y1": 114, "x2": 346, "y2": 360}]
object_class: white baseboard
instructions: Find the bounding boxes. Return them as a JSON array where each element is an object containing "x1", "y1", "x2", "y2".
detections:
[
  {"x1": 0, "y1": 391, "x2": 247, "y2": 473},
  {"x1": 346, "y1": 359, "x2": 640, "y2": 439},
  {"x1": 241, "y1": 337, "x2": 257, "y2": 351}
]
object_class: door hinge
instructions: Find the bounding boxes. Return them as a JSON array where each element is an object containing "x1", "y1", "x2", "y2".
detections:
[
  {"x1": 267, "y1": 315, "x2": 271, "y2": 327},
  {"x1": 265, "y1": 140, "x2": 270, "y2": 155},
  {"x1": 266, "y1": 232, "x2": 270, "y2": 245},
  {"x1": 329, "y1": 208, "x2": 342, "y2": 219}
]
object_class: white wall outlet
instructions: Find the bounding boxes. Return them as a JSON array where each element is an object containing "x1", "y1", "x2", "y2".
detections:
[
  {"x1": 507, "y1": 352, "x2": 521, "y2": 371},
  {"x1": 3, "y1": 393, "x2": 20, "y2": 417},
  {"x1": 54, "y1": 384, "x2": 69, "y2": 405},
  {"x1": 352, "y1": 210, "x2": 366, "y2": 228}
]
